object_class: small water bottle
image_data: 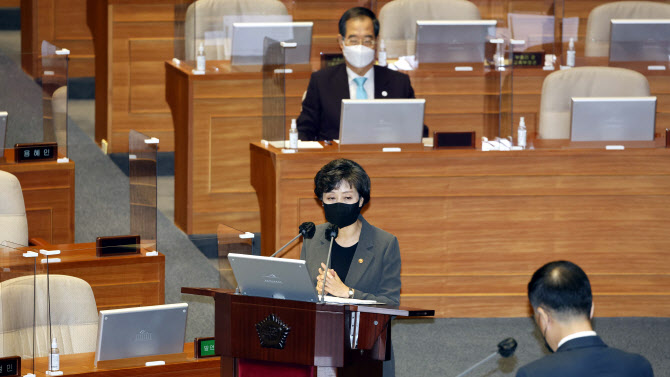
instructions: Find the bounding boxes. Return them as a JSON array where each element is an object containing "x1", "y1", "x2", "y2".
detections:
[
  {"x1": 289, "y1": 119, "x2": 298, "y2": 150},
  {"x1": 377, "y1": 39, "x2": 387, "y2": 67},
  {"x1": 196, "y1": 42, "x2": 206, "y2": 72},
  {"x1": 566, "y1": 38, "x2": 576, "y2": 67},
  {"x1": 517, "y1": 117, "x2": 527, "y2": 149},
  {"x1": 49, "y1": 337, "x2": 60, "y2": 371}
]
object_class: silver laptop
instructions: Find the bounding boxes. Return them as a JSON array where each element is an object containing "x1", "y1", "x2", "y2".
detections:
[
  {"x1": 94, "y1": 303, "x2": 188, "y2": 366},
  {"x1": 609, "y1": 19, "x2": 670, "y2": 62},
  {"x1": 228, "y1": 253, "x2": 319, "y2": 302},
  {"x1": 339, "y1": 99, "x2": 425, "y2": 144},
  {"x1": 231, "y1": 22, "x2": 313, "y2": 65},
  {"x1": 416, "y1": 20, "x2": 496, "y2": 63},
  {"x1": 570, "y1": 97, "x2": 656, "y2": 142}
]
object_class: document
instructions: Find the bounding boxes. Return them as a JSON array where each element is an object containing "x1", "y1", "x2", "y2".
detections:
[{"x1": 320, "y1": 295, "x2": 378, "y2": 305}]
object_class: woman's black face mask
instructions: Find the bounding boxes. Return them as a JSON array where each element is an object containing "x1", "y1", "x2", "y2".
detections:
[{"x1": 323, "y1": 202, "x2": 361, "y2": 228}]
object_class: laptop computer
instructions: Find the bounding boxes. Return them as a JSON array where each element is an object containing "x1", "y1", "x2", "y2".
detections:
[
  {"x1": 228, "y1": 253, "x2": 319, "y2": 302},
  {"x1": 94, "y1": 303, "x2": 188, "y2": 366},
  {"x1": 609, "y1": 19, "x2": 670, "y2": 63},
  {"x1": 231, "y1": 22, "x2": 313, "y2": 65},
  {"x1": 570, "y1": 97, "x2": 656, "y2": 142},
  {"x1": 416, "y1": 20, "x2": 496, "y2": 63},
  {"x1": 339, "y1": 99, "x2": 425, "y2": 145}
]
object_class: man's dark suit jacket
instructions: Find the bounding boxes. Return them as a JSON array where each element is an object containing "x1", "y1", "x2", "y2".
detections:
[
  {"x1": 296, "y1": 63, "x2": 416, "y2": 141},
  {"x1": 516, "y1": 335, "x2": 653, "y2": 377}
]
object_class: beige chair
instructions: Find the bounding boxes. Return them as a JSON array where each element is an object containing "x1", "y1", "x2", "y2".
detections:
[
  {"x1": 184, "y1": 0, "x2": 288, "y2": 61},
  {"x1": 538, "y1": 67, "x2": 650, "y2": 139},
  {"x1": 0, "y1": 274, "x2": 98, "y2": 358},
  {"x1": 585, "y1": 1, "x2": 670, "y2": 57},
  {"x1": 0, "y1": 171, "x2": 28, "y2": 246},
  {"x1": 378, "y1": 0, "x2": 482, "y2": 58}
]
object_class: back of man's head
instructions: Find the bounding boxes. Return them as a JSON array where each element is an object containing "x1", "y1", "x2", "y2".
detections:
[{"x1": 528, "y1": 261, "x2": 592, "y2": 319}]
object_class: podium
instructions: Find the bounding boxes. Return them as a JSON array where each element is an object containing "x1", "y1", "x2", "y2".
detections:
[{"x1": 183, "y1": 288, "x2": 434, "y2": 377}]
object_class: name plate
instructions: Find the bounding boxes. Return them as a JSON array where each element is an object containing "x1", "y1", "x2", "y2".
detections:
[
  {"x1": 14, "y1": 142, "x2": 57, "y2": 162},
  {"x1": 0, "y1": 356, "x2": 20, "y2": 376},
  {"x1": 194, "y1": 337, "x2": 218, "y2": 358},
  {"x1": 512, "y1": 52, "x2": 544, "y2": 67}
]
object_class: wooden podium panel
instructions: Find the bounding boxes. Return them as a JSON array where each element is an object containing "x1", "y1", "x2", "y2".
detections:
[
  {"x1": 250, "y1": 142, "x2": 670, "y2": 318},
  {"x1": 0, "y1": 242, "x2": 165, "y2": 312},
  {"x1": 0, "y1": 149, "x2": 75, "y2": 244}
]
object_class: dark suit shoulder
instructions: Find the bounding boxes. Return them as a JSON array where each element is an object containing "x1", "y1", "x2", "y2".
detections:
[
  {"x1": 311, "y1": 63, "x2": 346, "y2": 81},
  {"x1": 374, "y1": 65, "x2": 411, "y2": 81},
  {"x1": 517, "y1": 341, "x2": 653, "y2": 377}
]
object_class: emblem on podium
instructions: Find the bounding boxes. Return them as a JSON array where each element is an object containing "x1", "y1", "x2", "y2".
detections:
[{"x1": 255, "y1": 314, "x2": 291, "y2": 349}]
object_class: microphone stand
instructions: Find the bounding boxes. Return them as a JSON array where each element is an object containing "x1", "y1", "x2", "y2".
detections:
[
  {"x1": 454, "y1": 352, "x2": 498, "y2": 377},
  {"x1": 270, "y1": 233, "x2": 301, "y2": 258},
  {"x1": 319, "y1": 225, "x2": 338, "y2": 303},
  {"x1": 454, "y1": 337, "x2": 518, "y2": 377}
]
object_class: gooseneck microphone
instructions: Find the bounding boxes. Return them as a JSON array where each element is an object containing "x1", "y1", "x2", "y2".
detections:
[
  {"x1": 270, "y1": 222, "x2": 316, "y2": 258},
  {"x1": 454, "y1": 337, "x2": 518, "y2": 377},
  {"x1": 319, "y1": 224, "x2": 339, "y2": 302}
]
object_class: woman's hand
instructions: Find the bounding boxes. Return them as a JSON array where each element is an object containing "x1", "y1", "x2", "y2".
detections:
[{"x1": 316, "y1": 262, "x2": 349, "y2": 298}]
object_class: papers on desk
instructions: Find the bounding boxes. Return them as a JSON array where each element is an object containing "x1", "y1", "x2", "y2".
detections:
[
  {"x1": 320, "y1": 295, "x2": 378, "y2": 305},
  {"x1": 297, "y1": 141, "x2": 323, "y2": 149}
]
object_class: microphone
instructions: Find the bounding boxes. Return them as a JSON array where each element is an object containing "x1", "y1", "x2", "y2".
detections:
[
  {"x1": 269, "y1": 222, "x2": 316, "y2": 258},
  {"x1": 454, "y1": 338, "x2": 517, "y2": 377},
  {"x1": 319, "y1": 224, "x2": 339, "y2": 302}
]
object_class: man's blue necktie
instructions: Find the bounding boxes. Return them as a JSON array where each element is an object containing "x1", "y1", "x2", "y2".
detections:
[{"x1": 353, "y1": 77, "x2": 368, "y2": 99}]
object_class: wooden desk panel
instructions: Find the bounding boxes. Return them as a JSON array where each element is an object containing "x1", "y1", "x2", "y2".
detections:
[
  {"x1": 22, "y1": 343, "x2": 219, "y2": 376},
  {"x1": 0, "y1": 242, "x2": 165, "y2": 312},
  {"x1": 250, "y1": 143, "x2": 670, "y2": 318},
  {"x1": 0, "y1": 150, "x2": 75, "y2": 244}
]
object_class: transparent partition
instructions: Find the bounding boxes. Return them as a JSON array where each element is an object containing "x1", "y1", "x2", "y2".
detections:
[
  {"x1": 0, "y1": 242, "x2": 46, "y2": 373},
  {"x1": 129, "y1": 130, "x2": 158, "y2": 251},
  {"x1": 262, "y1": 38, "x2": 288, "y2": 146},
  {"x1": 414, "y1": 21, "x2": 498, "y2": 69},
  {"x1": 0, "y1": 112, "x2": 6, "y2": 162},
  {"x1": 180, "y1": 0, "x2": 294, "y2": 64},
  {"x1": 2, "y1": 41, "x2": 70, "y2": 162},
  {"x1": 40, "y1": 41, "x2": 69, "y2": 160},
  {"x1": 216, "y1": 224, "x2": 255, "y2": 290},
  {"x1": 506, "y1": 0, "x2": 557, "y2": 57}
]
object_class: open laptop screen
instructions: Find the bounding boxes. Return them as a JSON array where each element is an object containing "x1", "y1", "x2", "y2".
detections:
[
  {"x1": 231, "y1": 22, "x2": 313, "y2": 65},
  {"x1": 570, "y1": 97, "x2": 656, "y2": 142},
  {"x1": 339, "y1": 99, "x2": 425, "y2": 145},
  {"x1": 94, "y1": 303, "x2": 188, "y2": 366}
]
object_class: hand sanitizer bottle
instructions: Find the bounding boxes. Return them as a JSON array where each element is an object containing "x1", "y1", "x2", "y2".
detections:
[
  {"x1": 517, "y1": 117, "x2": 527, "y2": 149},
  {"x1": 377, "y1": 39, "x2": 387, "y2": 67},
  {"x1": 196, "y1": 42, "x2": 206, "y2": 72},
  {"x1": 289, "y1": 119, "x2": 298, "y2": 150},
  {"x1": 49, "y1": 337, "x2": 60, "y2": 371},
  {"x1": 566, "y1": 38, "x2": 576, "y2": 67}
]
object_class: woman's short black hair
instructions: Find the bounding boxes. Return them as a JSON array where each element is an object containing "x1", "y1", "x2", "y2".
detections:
[
  {"x1": 338, "y1": 7, "x2": 380, "y2": 38},
  {"x1": 314, "y1": 159, "x2": 371, "y2": 205},
  {"x1": 528, "y1": 260, "x2": 592, "y2": 318}
]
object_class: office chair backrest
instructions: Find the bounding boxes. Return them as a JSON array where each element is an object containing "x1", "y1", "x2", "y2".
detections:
[
  {"x1": 0, "y1": 170, "x2": 28, "y2": 246},
  {"x1": 184, "y1": 0, "x2": 288, "y2": 61},
  {"x1": 379, "y1": 0, "x2": 482, "y2": 58},
  {"x1": 538, "y1": 66, "x2": 650, "y2": 139},
  {"x1": 585, "y1": 1, "x2": 670, "y2": 57},
  {"x1": 0, "y1": 274, "x2": 98, "y2": 358}
]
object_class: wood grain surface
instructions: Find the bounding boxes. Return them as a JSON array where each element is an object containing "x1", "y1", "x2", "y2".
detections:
[{"x1": 250, "y1": 143, "x2": 670, "y2": 318}]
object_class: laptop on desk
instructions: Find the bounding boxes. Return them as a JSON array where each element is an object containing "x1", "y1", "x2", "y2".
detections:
[
  {"x1": 94, "y1": 303, "x2": 188, "y2": 366},
  {"x1": 570, "y1": 97, "x2": 656, "y2": 144},
  {"x1": 339, "y1": 99, "x2": 425, "y2": 145}
]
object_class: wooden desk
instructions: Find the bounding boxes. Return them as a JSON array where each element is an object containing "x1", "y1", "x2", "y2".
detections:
[
  {"x1": 22, "y1": 343, "x2": 219, "y2": 376},
  {"x1": 0, "y1": 149, "x2": 75, "y2": 244},
  {"x1": 250, "y1": 142, "x2": 670, "y2": 318},
  {"x1": 0, "y1": 242, "x2": 165, "y2": 312}
]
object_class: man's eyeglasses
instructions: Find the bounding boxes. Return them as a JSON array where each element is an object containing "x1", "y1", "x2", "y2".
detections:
[{"x1": 344, "y1": 37, "x2": 376, "y2": 48}]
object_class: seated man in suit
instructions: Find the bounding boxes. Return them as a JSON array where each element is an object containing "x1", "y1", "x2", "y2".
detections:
[
  {"x1": 516, "y1": 260, "x2": 654, "y2": 377},
  {"x1": 297, "y1": 7, "x2": 419, "y2": 141}
]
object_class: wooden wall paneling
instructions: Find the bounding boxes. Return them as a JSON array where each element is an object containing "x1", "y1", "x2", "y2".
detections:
[
  {"x1": 21, "y1": 0, "x2": 94, "y2": 78},
  {"x1": 0, "y1": 0, "x2": 19, "y2": 6},
  {"x1": 251, "y1": 145, "x2": 670, "y2": 317}
]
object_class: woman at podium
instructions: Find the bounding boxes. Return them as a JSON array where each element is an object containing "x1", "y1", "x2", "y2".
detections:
[{"x1": 300, "y1": 158, "x2": 401, "y2": 305}]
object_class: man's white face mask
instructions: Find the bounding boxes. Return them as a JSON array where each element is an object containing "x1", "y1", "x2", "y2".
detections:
[{"x1": 342, "y1": 44, "x2": 375, "y2": 68}]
